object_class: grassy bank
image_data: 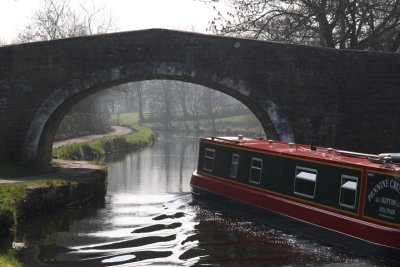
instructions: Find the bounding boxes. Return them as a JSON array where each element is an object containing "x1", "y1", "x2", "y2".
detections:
[
  {"x1": 0, "y1": 162, "x2": 52, "y2": 224},
  {"x1": 139, "y1": 112, "x2": 265, "y2": 136},
  {"x1": 0, "y1": 250, "x2": 23, "y2": 267},
  {"x1": 53, "y1": 114, "x2": 157, "y2": 161},
  {"x1": 0, "y1": 177, "x2": 71, "y2": 215},
  {"x1": 0, "y1": 163, "x2": 107, "y2": 267},
  {"x1": 0, "y1": 170, "x2": 107, "y2": 229}
]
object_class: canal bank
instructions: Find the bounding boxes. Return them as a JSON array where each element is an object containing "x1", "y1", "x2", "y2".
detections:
[
  {"x1": 52, "y1": 124, "x2": 158, "y2": 161},
  {"x1": 0, "y1": 160, "x2": 107, "y2": 267},
  {"x1": 0, "y1": 122, "x2": 158, "y2": 266},
  {"x1": 0, "y1": 160, "x2": 107, "y2": 233},
  {"x1": 0, "y1": 123, "x2": 157, "y2": 232}
]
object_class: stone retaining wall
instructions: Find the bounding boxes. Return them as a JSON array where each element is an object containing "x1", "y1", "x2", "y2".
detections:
[{"x1": 0, "y1": 169, "x2": 107, "y2": 233}]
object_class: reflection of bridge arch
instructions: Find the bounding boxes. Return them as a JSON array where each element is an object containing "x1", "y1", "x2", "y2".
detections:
[{"x1": 1, "y1": 29, "x2": 399, "y2": 169}]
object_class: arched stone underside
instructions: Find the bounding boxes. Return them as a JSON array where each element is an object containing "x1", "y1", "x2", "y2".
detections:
[
  {"x1": 25, "y1": 64, "x2": 293, "y2": 169},
  {"x1": 1, "y1": 29, "x2": 399, "y2": 169}
]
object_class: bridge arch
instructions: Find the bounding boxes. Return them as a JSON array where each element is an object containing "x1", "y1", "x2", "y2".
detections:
[
  {"x1": 1, "y1": 29, "x2": 399, "y2": 169},
  {"x1": 24, "y1": 63, "x2": 293, "y2": 169}
]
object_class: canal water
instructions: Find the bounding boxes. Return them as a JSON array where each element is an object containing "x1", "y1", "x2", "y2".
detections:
[{"x1": 11, "y1": 137, "x2": 396, "y2": 266}]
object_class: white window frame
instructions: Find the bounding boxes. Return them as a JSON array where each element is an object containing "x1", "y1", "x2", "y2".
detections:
[
  {"x1": 294, "y1": 166, "x2": 317, "y2": 199},
  {"x1": 230, "y1": 153, "x2": 240, "y2": 178},
  {"x1": 339, "y1": 175, "x2": 358, "y2": 209},
  {"x1": 250, "y1": 157, "x2": 263, "y2": 184},
  {"x1": 203, "y1": 148, "x2": 215, "y2": 172}
]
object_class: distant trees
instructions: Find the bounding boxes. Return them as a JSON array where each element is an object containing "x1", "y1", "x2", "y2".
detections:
[
  {"x1": 185, "y1": 84, "x2": 203, "y2": 134},
  {"x1": 208, "y1": 0, "x2": 400, "y2": 52},
  {"x1": 101, "y1": 80, "x2": 255, "y2": 135},
  {"x1": 147, "y1": 80, "x2": 177, "y2": 132},
  {"x1": 55, "y1": 93, "x2": 112, "y2": 140},
  {"x1": 18, "y1": 0, "x2": 116, "y2": 42},
  {"x1": 200, "y1": 88, "x2": 227, "y2": 134},
  {"x1": 132, "y1": 82, "x2": 146, "y2": 125}
]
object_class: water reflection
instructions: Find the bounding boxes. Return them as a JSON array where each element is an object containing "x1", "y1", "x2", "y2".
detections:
[
  {"x1": 12, "y1": 137, "x2": 395, "y2": 266},
  {"x1": 107, "y1": 138, "x2": 197, "y2": 194},
  {"x1": 35, "y1": 194, "x2": 197, "y2": 266}
]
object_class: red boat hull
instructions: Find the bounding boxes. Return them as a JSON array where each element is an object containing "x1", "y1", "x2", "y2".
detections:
[{"x1": 191, "y1": 171, "x2": 400, "y2": 260}]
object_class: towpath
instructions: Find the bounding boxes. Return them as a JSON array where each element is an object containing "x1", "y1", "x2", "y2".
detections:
[
  {"x1": 0, "y1": 125, "x2": 132, "y2": 183},
  {"x1": 53, "y1": 125, "x2": 133, "y2": 148}
]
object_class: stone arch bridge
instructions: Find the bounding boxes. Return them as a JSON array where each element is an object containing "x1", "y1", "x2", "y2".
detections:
[{"x1": 0, "y1": 29, "x2": 399, "y2": 169}]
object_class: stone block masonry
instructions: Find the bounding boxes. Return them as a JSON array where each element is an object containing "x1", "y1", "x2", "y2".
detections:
[{"x1": 0, "y1": 29, "x2": 399, "y2": 169}]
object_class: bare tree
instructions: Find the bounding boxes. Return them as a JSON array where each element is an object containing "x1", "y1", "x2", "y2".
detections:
[
  {"x1": 134, "y1": 82, "x2": 146, "y2": 125},
  {"x1": 144, "y1": 80, "x2": 178, "y2": 131},
  {"x1": 102, "y1": 85, "x2": 127, "y2": 125},
  {"x1": 186, "y1": 84, "x2": 203, "y2": 134},
  {"x1": 177, "y1": 81, "x2": 190, "y2": 117},
  {"x1": 17, "y1": 0, "x2": 117, "y2": 43},
  {"x1": 79, "y1": 0, "x2": 116, "y2": 34},
  {"x1": 208, "y1": 0, "x2": 400, "y2": 51},
  {"x1": 160, "y1": 80, "x2": 176, "y2": 132},
  {"x1": 201, "y1": 89, "x2": 226, "y2": 135}
]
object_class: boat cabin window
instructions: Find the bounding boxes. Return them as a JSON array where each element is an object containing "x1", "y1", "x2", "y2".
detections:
[
  {"x1": 250, "y1": 158, "x2": 263, "y2": 184},
  {"x1": 230, "y1": 154, "x2": 239, "y2": 178},
  {"x1": 203, "y1": 148, "x2": 215, "y2": 172},
  {"x1": 339, "y1": 175, "x2": 358, "y2": 208},
  {"x1": 294, "y1": 167, "x2": 317, "y2": 199}
]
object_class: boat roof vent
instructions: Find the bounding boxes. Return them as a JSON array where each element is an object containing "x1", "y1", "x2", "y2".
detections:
[
  {"x1": 268, "y1": 139, "x2": 274, "y2": 145},
  {"x1": 296, "y1": 171, "x2": 316, "y2": 182},
  {"x1": 342, "y1": 181, "x2": 357, "y2": 190},
  {"x1": 379, "y1": 153, "x2": 400, "y2": 163},
  {"x1": 288, "y1": 142, "x2": 296, "y2": 151},
  {"x1": 380, "y1": 156, "x2": 394, "y2": 169}
]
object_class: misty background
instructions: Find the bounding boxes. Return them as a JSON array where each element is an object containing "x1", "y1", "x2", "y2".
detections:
[{"x1": 55, "y1": 80, "x2": 264, "y2": 140}]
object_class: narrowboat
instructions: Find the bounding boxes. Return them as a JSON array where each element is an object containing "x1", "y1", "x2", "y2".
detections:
[{"x1": 190, "y1": 136, "x2": 400, "y2": 260}]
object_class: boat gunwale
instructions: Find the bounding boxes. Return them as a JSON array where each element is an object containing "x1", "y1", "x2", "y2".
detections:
[
  {"x1": 196, "y1": 169, "x2": 399, "y2": 229},
  {"x1": 191, "y1": 171, "x2": 400, "y2": 247},
  {"x1": 191, "y1": 182, "x2": 400, "y2": 260}
]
